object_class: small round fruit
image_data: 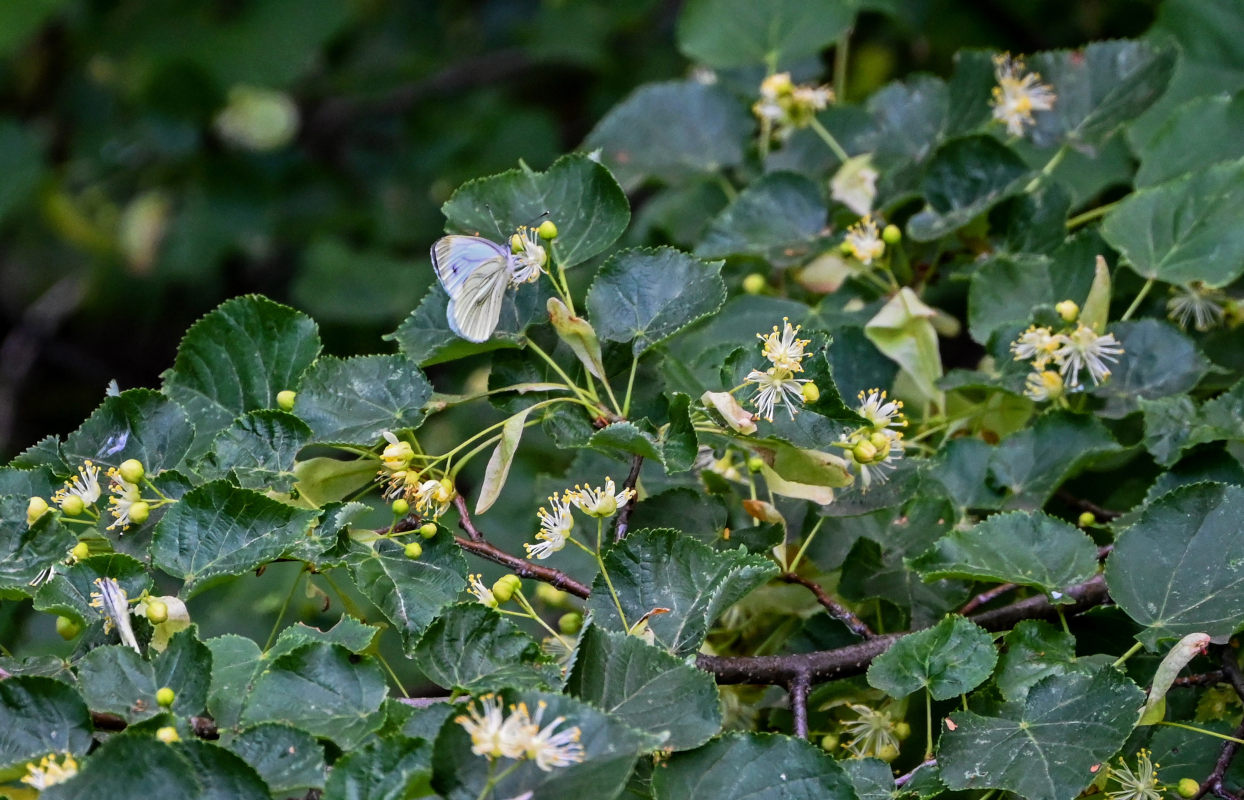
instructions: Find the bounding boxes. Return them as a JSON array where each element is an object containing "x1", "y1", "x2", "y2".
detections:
[
  {"x1": 1078, "y1": 511, "x2": 1096, "y2": 527},
  {"x1": 118, "y1": 458, "x2": 146, "y2": 484},
  {"x1": 1178, "y1": 779, "x2": 1200, "y2": 798},
  {"x1": 420, "y1": 522, "x2": 438, "y2": 539},
  {"x1": 894, "y1": 721, "x2": 912, "y2": 741},
  {"x1": 801, "y1": 382, "x2": 820, "y2": 403},
  {"x1": 559, "y1": 612, "x2": 583, "y2": 635},
  {"x1": 742, "y1": 273, "x2": 766, "y2": 295},
  {"x1": 56, "y1": 616, "x2": 81, "y2": 640},
  {"x1": 156, "y1": 687, "x2": 176, "y2": 707},
  {"x1": 71, "y1": 541, "x2": 90, "y2": 561},
  {"x1": 538, "y1": 220, "x2": 558, "y2": 240},
  {"x1": 882, "y1": 224, "x2": 902, "y2": 245},
  {"x1": 492, "y1": 575, "x2": 522, "y2": 603},
  {"x1": 747, "y1": 456, "x2": 765, "y2": 473},
  {"x1": 878, "y1": 743, "x2": 900, "y2": 762},
  {"x1": 128, "y1": 501, "x2": 150, "y2": 525},
  {"x1": 60, "y1": 495, "x2": 85, "y2": 517},
  {"x1": 404, "y1": 541, "x2": 423, "y2": 559},
  {"x1": 276, "y1": 390, "x2": 297, "y2": 411},
  {"x1": 146, "y1": 599, "x2": 169, "y2": 624}
]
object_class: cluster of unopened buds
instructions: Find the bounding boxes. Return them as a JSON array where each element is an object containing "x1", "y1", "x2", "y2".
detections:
[
  {"x1": 377, "y1": 431, "x2": 456, "y2": 519},
  {"x1": 1010, "y1": 300, "x2": 1124, "y2": 403},
  {"x1": 839, "y1": 389, "x2": 907, "y2": 491},
  {"x1": 28, "y1": 457, "x2": 154, "y2": 533},
  {"x1": 752, "y1": 72, "x2": 834, "y2": 141},
  {"x1": 456, "y1": 694, "x2": 586, "y2": 772},
  {"x1": 523, "y1": 478, "x2": 636, "y2": 560}
]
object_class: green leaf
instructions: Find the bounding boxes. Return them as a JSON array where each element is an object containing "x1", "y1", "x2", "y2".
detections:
[
  {"x1": 995, "y1": 620, "x2": 1079, "y2": 703},
  {"x1": 589, "y1": 421, "x2": 663, "y2": 462},
  {"x1": 153, "y1": 627, "x2": 213, "y2": 717},
  {"x1": 1141, "y1": 380, "x2": 1244, "y2": 466},
  {"x1": 271, "y1": 615, "x2": 379, "y2": 656},
  {"x1": 163, "y1": 295, "x2": 321, "y2": 447},
  {"x1": 867, "y1": 75, "x2": 948, "y2": 165},
  {"x1": 205, "y1": 634, "x2": 264, "y2": 733},
  {"x1": 1101, "y1": 156, "x2": 1244, "y2": 288},
  {"x1": 390, "y1": 281, "x2": 539, "y2": 365},
  {"x1": 1092, "y1": 320, "x2": 1209, "y2": 417},
  {"x1": 224, "y1": 723, "x2": 326, "y2": 797},
  {"x1": 240, "y1": 642, "x2": 387, "y2": 750},
  {"x1": 911, "y1": 511, "x2": 1099, "y2": 597},
  {"x1": 582, "y1": 80, "x2": 752, "y2": 190},
  {"x1": 174, "y1": 739, "x2": 270, "y2": 800},
  {"x1": 475, "y1": 406, "x2": 534, "y2": 515},
  {"x1": 346, "y1": 536, "x2": 467, "y2": 649},
  {"x1": 566, "y1": 625, "x2": 722, "y2": 751},
  {"x1": 1026, "y1": 40, "x2": 1176, "y2": 150},
  {"x1": 1106, "y1": 482, "x2": 1244, "y2": 647},
  {"x1": 433, "y1": 690, "x2": 653, "y2": 800},
  {"x1": 967, "y1": 253, "x2": 1095, "y2": 345},
  {"x1": 294, "y1": 354, "x2": 433, "y2": 444},
  {"x1": 842, "y1": 758, "x2": 898, "y2": 800},
  {"x1": 676, "y1": 0, "x2": 853, "y2": 68},
  {"x1": 411, "y1": 603, "x2": 554, "y2": 692},
  {"x1": 662, "y1": 392, "x2": 698, "y2": 474},
  {"x1": 200, "y1": 410, "x2": 310, "y2": 493},
  {"x1": 323, "y1": 736, "x2": 432, "y2": 800},
  {"x1": 292, "y1": 455, "x2": 378, "y2": 508},
  {"x1": 864, "y1": 287, "x2": 944, "y2": 407},
  {"x1": 587, "y1": 247, "x2": 726, "y2": 356},
  {"x1": 867, "y1": 615, "x2": 997, "y2": 700},
  {"x1": 62, "y1": 388, "x2": 194, "y2": 474},
  {"x1": 840, "y1": 538, "x2": 969, "y2": 629},
  {"x1": 906, "y1": 136, "x2": 1030, "y2": 242},
  {"x1": 0, "y1": 497, "x2": 76, "y2": 594},
  {"x1": 75, "y1": 645, "x2": 160, "y2": 724},
  {"x1": 1136, "y1": 91, "x2": 1244, "y2": 186},
  {"x1": 696, "y1": 172, "x2": 829, "y2": 268},
  {"x1": 653, "y1": 731, "x2": 857, "y2": 800},
  {"x1": 441, "y1": 153, "x2": 629, "y2": 269},
  {"x1": 40, "y1": 733, "x2": 203, "y2": 799},
  {"x1": 150, "y1": 481, "x2": 320, "y2": 596},
  {"x1": 0, "y1": 676, "x2": 93, "y2": 770},
  {"x1": 987, "y1": 411, "x2": 1122, "y2": 511},
  {"x1": 587, "y1": 528, "x2": 777, "y2": 657},
  {"x1": 938, "y1": 668, "x2": 1144, "y2": 800},
  {"x1": 33, "y1": 554, "x2": 151, "y2": 628}
]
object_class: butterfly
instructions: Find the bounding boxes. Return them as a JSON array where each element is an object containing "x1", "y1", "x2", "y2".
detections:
[{"x1": 431, "y1": 229, "x2": 547, "y2": 342}]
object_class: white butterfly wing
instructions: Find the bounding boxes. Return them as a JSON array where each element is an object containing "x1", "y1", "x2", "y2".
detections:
[{"x1": 431, "y1": 235, "x2": 513, "y2": 342}]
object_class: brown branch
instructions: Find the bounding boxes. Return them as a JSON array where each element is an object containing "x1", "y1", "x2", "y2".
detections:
[
  {"x1": 780, "y1": 572, "x2": 874, "y2": 639},
  {"x1": 612, "y1": 454, "x2": 644, "y2": 543},
  {"x1": 1056, "y1": 490, "x2": 1122, "y2": 521},
  {"x1": 1220, "y1": 646, "x2": 1244, "y2": 703},
  {"x1": 1191, "y1": 716, "x2": 1244, "y2": 800},
  {"x1": 698, "y1": 574, "x2": 1108, "y2": 685},
  {"x1": 896, "y1": 759, "x2": 938, "y2": 787},
  {"x1": 90, "y1": 710, "x2": 218, "y2": 739},
  {"x1": 789, "y1": 670, "x2": 811, "y2": 739},
  {"x1": 454, "y1": 494, "x2": 484, "y2": 542},
  {"x1": 455, "y1": 536, "x2": 590, "y2": 598},
  {"x1": 1175, "y1": 671, "x2": 1226, "y2": 688},
  {"x1": 957, "y1": 582, "x2": 1018, "y2": 615}
]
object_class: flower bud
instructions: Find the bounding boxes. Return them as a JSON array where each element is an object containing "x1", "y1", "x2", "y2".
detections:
[
  {"x1": 852, "y1": 440, "x2": 878, "y2": 464},
  {"x1": 420, "y1": 522, "x2": 438, "y2": 539},
  {"x1": 559, "y1": 612, "x2": 583, "y2": 635},
  {"x1": 878, "y1": 743, "x2": 900, "y2": 762},
  {"x1": 801, "y1": 382, "x2": 820, "y2": 403},
  {"x1": 869, "y1": 430, "x2": 892, "y2": 452},
  {"x1": 839, "y1": 239, "x2": 854, "y2": 255},
  {"x1": 536, "y1": 583, "x2": 570, "y2": 607},
  {"x1": 276, "y1": 390, "x2": 297, "y2": 411},
  {"x1": 492, "y1": 574, "x2": 522, "y2": 603},
  {"x1": 129, "y1": 501, "x2": 150, "y2": 525},
  {"x1": 538, "y1": 220, "x2": 558, "y2": 240},
  {"x1": 1078, "y1": 511, "x2": 1096, "y2": 527},
  {"x1": 1178, "y1": 779, "x2": 1200, "y2": 798},
  {"x1": 882, "y1": 224, "x2": 902, "y2": 245},
  {"x1": 60, "y1": 495, "x2": 85, "y2": 517},
  {"x1": 1055, "y1": 299, "x2": 1080, "y2": 323},
  {"x1": 56, "y1": 615, "x2": 81, "y2": 640},
  {"x1": 511, "y1": 234, "x2": 524, "y2": 253},
  {"x1": 146, "y1": 599, "x2": 169, "y2": 624},
  {"x1": 71, "y1": 542, "x2": 90, "y2": 561},
  {"x1": 820, "y1": 733, "x2": 839, "y2": 751},
  {"x1": 404, "y1": 541, "x2": 423, "y2": 559},
  {"x1": 156, "y1": 726, "x2": 180, "y2": 743},
  {"x1": 156, "y1": 687, "x2": 176, "y2": 707},
  {"x1": 742, "y1": 273, "x2": 766, "y2": 295},
  {"x1": 119, "y1": 458, "x2": 145, "y2": 484},
  {"x1": 747, "y1": 456, "x2": 765, "y2": 473},
  {"x1": 27, "y1": 496, "x2": 49, "y2": 526},
  {"x1": 894, "y1": 721, "x2": 912, "y2": 741},
  {"x1": 391, "y1": 498, "x2": 410, "y2": 516}
]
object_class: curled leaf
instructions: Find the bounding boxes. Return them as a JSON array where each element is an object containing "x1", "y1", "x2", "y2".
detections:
[
  {"x1": 548, "y1": 297, "x2": 606, "y2": 379},
  {"x1": 701, "y1": 390, "x2": 757, "y2": 435},
  {"x1": 1138, "y1": 631, "x2": 1211, "y2": 725}
]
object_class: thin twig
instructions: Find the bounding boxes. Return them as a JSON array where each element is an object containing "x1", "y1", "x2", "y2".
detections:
[
  {"x1": 90, "y1": 710, "x2": 219, "y2": 739},
  {"x1": 1055, "y1": 490, "x2": 1123, "y2": 521},
  {"x1": 395, "y1": 696, "x2": 453, "y2": 708},
  {"x1": 780, "y1": 572, "x2": 874, "y2": 639},
  {"x1": 1175, "y1": 671, "x2": 1226, "y2": 687},
  {"x1": 789, "y1": 670, "x2": 811, "y2": 739},
  {"x1": 455, "y1": 536, "x2": 590, "y2": 598},
  {"x1": 612, "y1": 454, "x2": 644, "y2": 543},
  {"x1": 454, "y1": 494, "x2": 484, "y2": 542},
  {"x1": 1191, "y1": 718, "x2": 1244, "y2": 800},
  {"x1": 896, "y1": 759, "x2": 938, "y2": 787},
  {"x1": 958, "y1": 583, "x2": 1018, "y2": 615},
  {"x1": 1221, "y1": 647, "x2": 1244, "y2": 703}
]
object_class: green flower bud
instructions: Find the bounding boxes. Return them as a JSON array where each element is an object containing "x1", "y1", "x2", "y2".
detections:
[
  {"x1": 558, "y1": 612, "x2": 583, "y2": 635},
  {"x1": 536, "y1": 583, "x2": 570, "y2": 607},
  {"x1": 492, "y1": 574, "x2": 522, "y2": 603},
  {"x1": 146, "y1": 599, "x2": 169, "y2": 624},
  {"x1": 156, "y1": 687, "x2": 176, "y2": 707},
  {"x1": 852, "y1": 440, "x2": 878, "y2": 464},
  {"x1": 404, "y1": 541, "x2": 423, "y2": 559},
  {"x1": 819, "y1": 733, "x2": 839, "y2": 751},
  {"x1": 878, "y1": 743, "x2": 900, "y2": 762},
  {"x1": 511, "y1": 233, "x2": 524, "y2": 253},
  {"x1": 869, "y1": 430, "x2": 892, "y2": 453},
  {"x1": 391, "y1": 498, "x2": 410, "y2": 516},
  {"x1": 56, "y1": 615, "x2": 82, "y2": 640},
  {"x1": 60, "y1": 495, "x2": 85, "y2": 517},
  {"x1": 27, "y1": 496, "x2": 50, "y2": 526},
  {"x1": 747, "y1": 456, "x2": 765, "y2": 473},
  {"x1": 1055, "y1": 299, "x2": 1080, "y2": 323},
  {"x1": 129, "y1": 501, "x2": 150, "y2": 525},
  {"x1": 71, "y1": 541, "x2": 90, "y2": 561},
  {"x1": 882, "y1": 224, "x2": 902, "y2": 245},
  {"x1": 1178, "y1": 779, "x2": 1200, "y2": 798},
  {"x1": 276, "y1": 390, "x2": 297, "y2": 411},
  {"x1": 156, "y1": 726, "x2": 180, "y2": 743},
  {"x1": 742, "y1": 273, "x2": 766, "y2": 295},
  {"x1": 118, "y1": 458, "x2": 145, "y2": 484},
  {"x1": 1078, "y1": 511, "x2": 1096, "y2": 527},
  {"x1": 538, "y1": 220, "x2": 558, "y2": 240},
  {"x1": 420, "y1": 522, "x2": 438, "y2": 539},
  {"x1": 894, "y1": 721, "x2": 912, "y2": 741},
  {"x1": 801, "y1": 382, "x2": 820, "y2": 403}
]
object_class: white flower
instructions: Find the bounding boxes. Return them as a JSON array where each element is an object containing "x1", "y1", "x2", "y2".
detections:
[
  {"x1": 89, "y1": 577, "x2": 141, "y2": 653},
  {"x1": 759, "y1": 318, "x2": 811, "y2": 372},
  {"x1": 842, "y1": 703, "x2": 901, "y2": 759},
  {"x1": 525, "y1": 492, "x2": 575, "y2": 560},
  {"x1": 746, "y1": 368, "x2": 808, "y2": 422},
  {"x1": 1054, "y1": 324, "x2": 1123, "y2": 387},
  {"x1": 831, "y1": 154, "x2": 879, "y2": 216},
  {"x1": 467, "y1": 573, "x2": 498, "y2": 607},
  {"x1": 52, "y1": 460, "x2": 102, "y2": 510},
  {"x1": 1105, "y1": 749, "x2": 1163, "y2": 800},
  {"x1": 990, "y1": 53, "x2": 1056, "y2": 137},
  {"x1": 106, "y1": 468, "x2": 143, "y2": 531},
  {"x1": 1024, "y1": 369, "x2": 1064, "y2": 403},
  {"x1": 1167, "y1": 283, "x2": 1226, "y2": 331},
  {"x1": 456, "y1": 695, "x2": 528, "y2": 760},
  {"x1": 414, "y1": 478, "x2": 455, "y2": 518},
  {"x1": 509, "y1": 227, "x2": 547, "y2": 284},
  {"x1": 519, "y1": 701, "x2": 586, "y2": 772},
  {"x1": 844, "y1": 215, "x2": 885, "y2": 265},
  {"x1": 571, "y1": 478, "x2": 634, "y2": 518},
  {"x1": 379, "y1": 431, "x2": 415, "y2": 471},
  {"x1": 753, "y1": 72, "x2": 833, "y2": 140},
  {"x1": 842, "y1": 428, "x2": 904, "y2": 491},
  {"x1": 1010, "y1": 325, "x2": 1060, "y2": 370},
  {"x1": 856, "y1": 389, "x2": 906, "y2": 430},
  {"x1": 21, "y1": 753, "x2": 78, "y2": 790}
]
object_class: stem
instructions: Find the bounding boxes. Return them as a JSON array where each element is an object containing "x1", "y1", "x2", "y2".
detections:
[
  {"x1": 1112, "y1": 641, "x2": 1145, "y2": 668},
  {"x1": 924, "y1": 689, "x2": 934, "y2": 761},
  {"x1": 594, "y1": 518, "x2": 629, "y2": 630},
  {"x1": 622, "y1": 354, "x2": 639, "y2": 418},
  {"x1": 1066, "y1": 200, "x2": 1120, "y2": 230},
  {"x1": 833, "y1": 27, "x2": 851, "y2": 101},
  {"x1": 787, "y1": 516, "x2": 825, "y2": 572},
  {"x1": 1024, "y1": 143, "x2": 1069, "y2": 192},
  {"x1": 1159, "y1": 721, "x2": 1244, "y2": 745},
  {"x1": 790, "y1": 670, "x2": 811, "y2": 739},
  {"x1": 716, "y1": 174, "x2": 738, "y2": 202},
  {"x1": 320, "y1": 571, "x2": 365, "y2": 620},
  {"x1": 1057, "y1": 607, "x2": 1070, "y2": 635},
  {"x1": 1120, "y1": 278, "x2": 1156, "y2": 321},
  {"x1": 513, "y1": 589, "x2": 574, "y2": 651},
  {"x1": 809, "y1": 117, "x2": 850, "y2": 163},
  {"x1": 526, "y1": 339, "x2": 601, "y2": 410},
  {"x1": 264, "y1": 567, "x2": 304, "y2": 651},
  {"x1": 375, "y1": 651, "x2": 409, "y2": 698}
]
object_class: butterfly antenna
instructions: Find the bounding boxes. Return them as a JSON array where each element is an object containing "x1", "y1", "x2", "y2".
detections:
[{"x1": 484, "y1": 203, "x2": 507, "y2": 240}]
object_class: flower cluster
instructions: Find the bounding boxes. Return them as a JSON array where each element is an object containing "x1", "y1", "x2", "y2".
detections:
[
  {"x1": 1010, "y1": 306, "x2": 1123, "y2": 402},
  {"x1": 752, "y1": 72, "x2": 834, "y2": 141},
  {"x1": 990, "y1": 53, "x2": 1056, "y2": 137},
  {"x1": 33, "y1": 458, "x2": 153, "y2": 533},
  {"x1": 841, "y1": 702, "x2": 901, "y2": 761},
  {"x1": 843, "y1": 215, "x2": 885, "y2": 266},
  {"x1": 1105, "y1": 749, "x2": 1163, "y2": 800},
  {"x1": 509, "y1": 226, "x2": 549, "y2": 284},
  {"x1": 1167, "y1": 282, "x2": 1238, "y2": 332},
  {"x1": 523, "y1": 479, "x2": 635, "y2": 560},
  {"x1": 21, "y1": 752, "x2": 79, "y2": 790},
  {"x1": 455, "y1": 694, "x2": 586, "y2": 772},
  {"x1": 746, "y1": 318, "x2": 812, "y2": 422},
  {"x1": 89, "y1": 577, "x2": 141, "y2": 653},
  {"x1": 839, "y1": 390, "x2": 906, "y2": 491},
  {"x1": 376, "y1": 432, "x2": 456, "y2": 518}
]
